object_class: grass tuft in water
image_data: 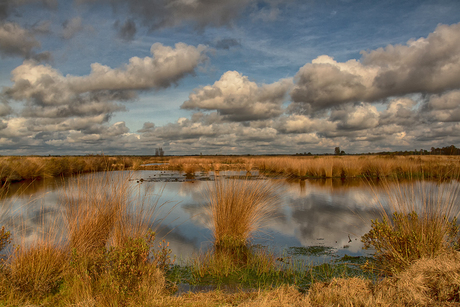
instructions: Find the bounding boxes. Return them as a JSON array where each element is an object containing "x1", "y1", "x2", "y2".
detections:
[{"x1": 206, "y1": 178, "x2": 280, "y2": 260}]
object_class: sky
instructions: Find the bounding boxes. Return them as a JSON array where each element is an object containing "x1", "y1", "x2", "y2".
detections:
[{"x1": 1, "y1": 0, "x2": 460, "y2": 155}]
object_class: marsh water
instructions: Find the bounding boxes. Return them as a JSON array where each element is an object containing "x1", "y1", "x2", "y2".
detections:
[{"x1": 1, "y1": 170, "x2": 457, "y2": 264}]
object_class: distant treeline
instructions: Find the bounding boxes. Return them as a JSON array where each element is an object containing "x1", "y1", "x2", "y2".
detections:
[{"x1": 376, "y1": 145, "x2": 460, "y2": 156}]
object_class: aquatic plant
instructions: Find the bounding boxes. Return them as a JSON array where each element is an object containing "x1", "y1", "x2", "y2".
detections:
[{"x1": 206, "y1": 178, "x2": 280, "y2": 258}]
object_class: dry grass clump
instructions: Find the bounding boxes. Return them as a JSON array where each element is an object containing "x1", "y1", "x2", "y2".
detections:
[
  {"x1": 190, "y1": 178, "x2": 281, "y2": 285},
  {"x1": 62, "y1": 173, "x2": 171, "y2": 305},
  {"x1": 374, "y1": 251, "x2": 460, "y2": 305},
  {"x1": 304, "y1": 252, "x2": 460, "y2": 306},
  {"x1": 64, "y1": 173, "x2": 129, "y2": 253},
  {"x1": 362, "y1": 178, "x2": 460, "y2": 275},
  {"x1": 240, "y1": 285, "x2": 310, "y2": 307},
  {"x1": 206, "y1": 178, "x2": 280, "y2": 255},
  {"x1": 6, "y1": 243, "x2": 68, "y2": 299},
  {"x1": 308, "y1": 277, "x2": 376, "y2": 306}
]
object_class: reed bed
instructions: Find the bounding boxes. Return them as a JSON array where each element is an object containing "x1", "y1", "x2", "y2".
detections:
[
  {"x1": 2, "y1": 155, "x2": 459, "y2": 185},
  {"x1": 0, "y1": 155, "x2": 148, "y2": 183},
  {"x1": 0, "y1": 172, "x2": 173, "y2": 306},
  {"x1": 162, "y1": 155, "x2": 460, "y2": 179}
]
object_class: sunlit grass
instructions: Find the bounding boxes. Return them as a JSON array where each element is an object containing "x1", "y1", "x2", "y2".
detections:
[
  {"x1": 206, "y1": 178, "x2": 280, "y2": 256},
  {"x1": 163, "y1": 155, "x2": 460, "y2": 179},
  {"x1": 0, "y1": 172, "x2": 174, "y2": 306},
  {"x1": 0, "y1": 156, "x2": 148, "y2": 183},
  {"x1": 2, "y1": 164, "x2": 460, "y2": 305},
  {"x1": 362, "y1": 176, "x2": 460, "y2": 275}
]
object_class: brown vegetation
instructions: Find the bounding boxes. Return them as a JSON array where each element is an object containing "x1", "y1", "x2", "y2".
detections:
[
  {"x1": 0, "y1": 155, "x2": 150, "y2": 184},
  {"x1": 2, "y1": 155, "x2": 459, "y2": 187},
  {"x1": 1, "y1": 160, "x2": 460, "y2": 305},
  {"x1": 0, "y1": 173, "x2": 172, "y2": 306},
  {"x1": 362, "y1": 177, "x2": 460, "y2": 275},
  {"x1": 159, "y1": 155, "x2": 460, "y2": 179},
  {"x1": 206, "y1": 178, "x2": 280, "y2": 256}
]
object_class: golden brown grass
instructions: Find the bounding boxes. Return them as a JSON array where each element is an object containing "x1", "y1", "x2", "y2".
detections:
[
  {"x1": 7, "y1": 243, "x2": 68, "y2": 299},
  {"x1": 374, "y1": 251, "x2": 460, "y2": 305},
  {"x1": 163, "y1": 155, "x2": 460, "y2": 179},
  {"x1": 0, "y1": 172, "x2": 173, "y2": 306},
  {"x1": 0, "y1": 156, "x2": 148, "y2": 183},
  {"x1": 127, "y1": 251, "x2": 460, "y2": 306},
  {"x1": 3, "y1": 155, "x2": 460, "y2": 184},
  {"x1": 206, "y1": 178, "x2": 280, "y2": 254}
]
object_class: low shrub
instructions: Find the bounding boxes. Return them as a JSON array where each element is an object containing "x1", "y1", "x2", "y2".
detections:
[
  {"x1": 362, "y1": 178, "x2": 460, "y2": 275},
  {"x1": 362, "y1": 211, "x2": 458, "y2": 274}
]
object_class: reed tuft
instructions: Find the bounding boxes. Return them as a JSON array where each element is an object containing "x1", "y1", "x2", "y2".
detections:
[{"x1": 206, "y1": 178, "x2": 280, "y2": 259}]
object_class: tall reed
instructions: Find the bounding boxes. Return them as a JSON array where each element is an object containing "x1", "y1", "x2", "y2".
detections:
[{"x1": 206, "y1": 178, "x2": 280, "y2": 258}]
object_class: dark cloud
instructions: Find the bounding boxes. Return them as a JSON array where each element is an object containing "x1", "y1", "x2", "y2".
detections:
[
  {"x1": 0, "y1": 22, "x2": 41, "y2": 58},
  {"x1": 114, "y1": 19, "x2": 137, "y2": 41},
  {"x1": 329, "y1": 103, "x2": 379, "y2": 131},
  {"x1": 0, "y1": 0, "x2": 57, "y2": 20},
  {"x1": 379, "y1": 98, "x2": 419, "y2": 126},
  {"x1": 137, "y1": 122, "x2": 155, "y2": 133},
  {"x1": 422, "y1": 90, "x2": 460, "y2": 123},
  {"x1": 31, "y1": 51, "x2": 52, "y2": 62},
  {"x1": 0, "y1": 120, "x2": 8, "y2": 130},
  {"x1": 31, "y1": 20, "x2": 52, "y2": 35},
  {"x1": 76, "y1": 0, "x2": 256, "y2": 30},
  {"x1": 291, "y1": 23, "x2": 460, "y2": 114},
  {"x1": 0, "y1": 102, "x2": 12, "y2": 117},
  {"x1": 214, "y1": 38, "x2": 241, "y2": 50}
]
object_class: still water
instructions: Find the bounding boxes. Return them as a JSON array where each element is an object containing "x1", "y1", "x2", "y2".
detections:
[{"x1": 2, "y1": 170, "x2": 456, "y2": 263}]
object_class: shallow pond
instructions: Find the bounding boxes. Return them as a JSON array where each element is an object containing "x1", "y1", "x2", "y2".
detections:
[{"x1": 1, "y1": 170, "x2": 457, "y2": 265}]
